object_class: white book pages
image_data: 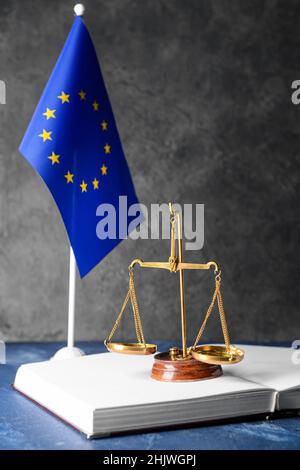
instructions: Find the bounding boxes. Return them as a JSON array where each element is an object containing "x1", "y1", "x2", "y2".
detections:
[
  {"x1": 225, "y1": 345, "x2": 300, "y2": 392},
  {"x1": 14, "y1": 349, "x2": 277, "y2": 436},
  {"x1": 16, "y1": 352, "x2": 271, "y2": 408}
]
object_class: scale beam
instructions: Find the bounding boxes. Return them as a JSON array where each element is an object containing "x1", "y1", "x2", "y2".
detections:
[{"x1": 129, "y1": 258, "x2": 219, "y2": 274}]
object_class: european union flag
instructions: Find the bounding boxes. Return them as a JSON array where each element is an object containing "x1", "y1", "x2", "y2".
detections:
[{"x1": 19, "y1": 16, "x2": 142, "y2": 277}]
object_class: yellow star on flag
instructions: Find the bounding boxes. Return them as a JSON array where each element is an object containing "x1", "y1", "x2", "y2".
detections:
[
  {"x1": 43, "y1": 108, "x2": 56, "y2": 120},
  {"x1": 78, "y1": 89, "x2": 87, "y2": 101},
  {"x1": 101, "y1": 164, "x2": 108, "y2": 176},
  {"x1": 80, "y1": 180, "x2": 88, "y2": 192},
  {"x1": 92, "y1": 101, "x2": 99, "y2": 111},
  {"x1": 101, "y1": 120, "x2": 108, "y2": 131},
  {"x1": 39, "y1": 129, "x2": 52, "y2": 142},
  {"x1": 104, "y1": 143, "x2": 111, "y2": 154},
  {"x1": 92, "y1": 177, "x2": 99, "y2": 189},
  {"x1": 58, "y1": 91, "x2": 70, "y2": 104},
  {"x1": 64, "y1": 170, "x2": 74, "y2": 183},
  {"x1": 48, "y1": 151, "x2": 60, "y2": 165}
]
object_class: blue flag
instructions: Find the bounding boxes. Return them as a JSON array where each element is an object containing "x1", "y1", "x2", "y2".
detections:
[{"x1": 19, "y1": 17, "x2": 142, "y2": 277}]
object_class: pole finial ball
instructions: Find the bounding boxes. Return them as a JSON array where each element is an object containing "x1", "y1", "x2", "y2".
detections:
[{"x1": 74, "y1": 4, "x2": 85, "y2": 16}]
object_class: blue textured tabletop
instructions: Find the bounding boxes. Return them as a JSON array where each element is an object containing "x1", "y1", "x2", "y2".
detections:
[{"x1": 0, "y1": 342, "x2": 300, "y2": 450}]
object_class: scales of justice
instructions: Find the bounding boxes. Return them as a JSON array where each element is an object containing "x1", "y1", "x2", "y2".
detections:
[{"x1": 105, "y1": 203, "x2": 244, "y2": 382}]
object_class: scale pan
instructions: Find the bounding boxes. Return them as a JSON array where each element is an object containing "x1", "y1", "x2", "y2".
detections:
[
  {"x1": 192, "y1": 345, "x2": 244, "y2": 365},
  {"x1": 105, "y1": 342, "x2": 157, "y2": 355}
]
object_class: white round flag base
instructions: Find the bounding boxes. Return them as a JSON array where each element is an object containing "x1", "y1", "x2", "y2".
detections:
[{"x1": 51, "y1": 346, "x2": 85, "y2": 360}]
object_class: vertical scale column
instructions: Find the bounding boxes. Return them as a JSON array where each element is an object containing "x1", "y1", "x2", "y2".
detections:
[{"x1": 177, "y1": 212, "x2": 187, "y2": 358}]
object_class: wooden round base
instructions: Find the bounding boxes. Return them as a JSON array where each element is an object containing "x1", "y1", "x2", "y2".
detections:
[{"x1": 151, "y1": 351, "x2": 223, "y2": 382}]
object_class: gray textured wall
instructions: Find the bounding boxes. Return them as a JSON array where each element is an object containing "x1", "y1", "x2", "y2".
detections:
[{"x1": 0, "y1": 0, "x2": 299, "y2": 344}]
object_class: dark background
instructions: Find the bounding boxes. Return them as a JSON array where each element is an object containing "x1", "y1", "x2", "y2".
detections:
[{"x1": 0, "y1": 0, "x2": 299, "y2": 344}]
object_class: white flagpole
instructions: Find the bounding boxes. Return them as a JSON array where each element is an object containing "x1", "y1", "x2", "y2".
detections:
[
  {"x1": 52, "y1": 4, "x2": 86, "y2": 360},
  {"x1": 52, "y1": 247, "x2": 85, "y2": 360},
  {"x1": 67, "y1": 247, "x2": 77, "y2": 348}
]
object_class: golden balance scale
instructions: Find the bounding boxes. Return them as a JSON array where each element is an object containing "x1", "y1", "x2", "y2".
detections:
[{"x1": 105, "y1": 203, "x2": 244, "y2": 382}]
